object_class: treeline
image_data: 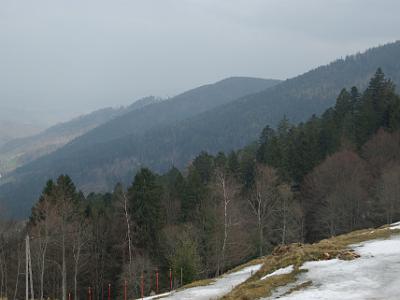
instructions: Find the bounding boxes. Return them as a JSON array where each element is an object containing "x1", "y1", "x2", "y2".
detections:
[
  {"x1": 1, "y1": 69, "x2": 400, "y2": 300},
  {"x1": 257, "y1": 68, "x2": 400, "y2": 240}
]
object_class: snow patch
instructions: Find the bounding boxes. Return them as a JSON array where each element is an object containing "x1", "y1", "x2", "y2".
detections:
[
  {"x1": 261, "y1": 265, "x2": 294, "y2": 280},
  {"x1": 390, "y1": 221, "x2": 400, "y2": 230},
  {"x1": 263, "y1": 234, "x2": 400, "y2": 300},
  {"x1": 152, "y1": 264, "x2": 262, "y2": 300},
  {"x1": 140, "y1": 292, "x2": 171, "y2": 300}
]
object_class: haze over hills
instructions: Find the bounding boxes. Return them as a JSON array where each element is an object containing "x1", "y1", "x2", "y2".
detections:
[
  {"x1": 0, "y1": 120, "x2": 44, "y2": 148},
  {"x1": 2, "y1": 41, "x2": 400, "y2": 218},
  {"x1": 2, "y1": 42, "x2": 400, "y2": 217},
  {"x1": 58, "y1": 77, "x2": 279, "y2": 150},
  {"x1": 0, "y1": 96, "x2": 160, "y2": 174},
  {"x1": 9, "y1": 41, "x2": 399, "y2": 189},
  {"x1": 0, "y1": 77, "x2": 279, "y2": 216},
  {"x1": 3, "y1": 2, "x2": 400, "y2": 299}
]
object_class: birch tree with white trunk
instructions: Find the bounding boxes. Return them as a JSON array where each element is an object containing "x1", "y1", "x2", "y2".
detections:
[{"x1": 248, "y1": 165, "x2": 280, "y2": 257}]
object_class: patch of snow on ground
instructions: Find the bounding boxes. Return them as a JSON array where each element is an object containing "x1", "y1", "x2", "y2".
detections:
[
  {"x1": 390, "y1": 221, "x2": 400, "y2": 230},
  {"x1": 140, "y1": 292, "x2": 171, "y2": 300},
  {"x1": 152, "y1": 264, "x2": 262, "y2": 300},
  {"x1": 260, "y1": 265, "x2": 294, "y2": 280},
  {"x1": 263, "y1": 234, "x2": 400, "y2": 300}
]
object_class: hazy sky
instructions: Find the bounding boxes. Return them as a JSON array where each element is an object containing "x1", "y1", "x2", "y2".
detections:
[{"x1": 1, "y1": 0, "x2": 399, "y2": 124}]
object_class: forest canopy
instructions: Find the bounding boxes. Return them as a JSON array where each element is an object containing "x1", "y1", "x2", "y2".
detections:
[{"x1": 1, "y1": 69, "x2": 400, "y2": 299}]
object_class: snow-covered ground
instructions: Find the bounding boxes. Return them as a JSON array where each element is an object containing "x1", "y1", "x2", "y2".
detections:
[
  {"x1": 140, "y1": 264, "x2": 262, "y2": 300},
  {"x1": 260, "y1": 265, "x2": 293, "y2": 280},
  {"x1": 264, "y1": 226, "x2": 400, "y2": 299},
  {"x1": 140, "y1": 224, "x2": 400, "y2": 300}
]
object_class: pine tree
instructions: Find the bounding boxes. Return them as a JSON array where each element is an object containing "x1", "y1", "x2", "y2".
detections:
[
  {"x1": 227, "y1": 151, "x2": 240, "y2": 175},
  {"x1": 128, "y1": 168, "x2": 162, "y2": 253},
  {"x1": 355, "y1": 68, "x2": 396, "y2": 146}
]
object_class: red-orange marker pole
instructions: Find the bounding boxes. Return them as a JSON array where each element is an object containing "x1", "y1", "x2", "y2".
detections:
[
  {"x1": 156, "y1": 269, "x2": 159, "y2": 294},
  {"x1": 169, "y1": 268, "x2": 172, "y2": 291},
  {"x1": 141, "y1": 273, "x2": 144, "y2": 299},
  {"x1": 124, "y1": 280, "x2": 127, "y2": 300}
]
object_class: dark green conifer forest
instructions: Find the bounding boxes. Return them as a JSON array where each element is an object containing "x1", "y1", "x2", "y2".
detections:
[{"x1": 1, "y1": 69, "x2": 400, "y2": 299}]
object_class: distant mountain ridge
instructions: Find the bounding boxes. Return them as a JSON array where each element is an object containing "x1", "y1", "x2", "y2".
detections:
[
  {"x1": 24, "y1": 41, "x2": 400, "y2": 186},
  {"x1": 3, "y1": 41, "x2": 400, "y2": 218},
  {"x1": 0, "y1": 96, "x2": 160, "y2": 174},
  {"x1": 0, "y1": 120, "x2": 44, "y2": 148},
  {"x1": 61, "y1": 77, "x2": 279, "y2": 151},
  {"x1": 0, "y1": 77, "x2": 280, "y2": 217}
]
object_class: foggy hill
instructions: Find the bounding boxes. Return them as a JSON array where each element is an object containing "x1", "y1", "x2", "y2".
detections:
[
  {"x1": 56, "y1": 77, "x2": 279, "y2": 151},
  {"x1": 0, "y1": 77, "x2": 279, "y2": 216},
  {"x1": 0, "y1": 96, "x2": 160, "y2": 174},
  {"x1": 0, "y1": 120, "x2": 44, "y2": 148},
  {"x1": 3, "y1": 41, "x2": 400, "y2": 217},
  {"x1": 13, "y1": 41, "x2": 400, "y2": 194}
]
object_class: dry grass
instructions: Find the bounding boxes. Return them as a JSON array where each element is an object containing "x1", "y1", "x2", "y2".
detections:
[
  {"x1": 220, "y1": 226, "x2": 400, "y2": 300},
  {"x1": 178, "y1": 277, "x2": 216, "y2": 290},
  {"x1": 225, "y1": 257, "x2": 266, "y2": 274},
  {"x1": 178, "y1": 256, "x2": 265, "y2": 290},
  {"x1": 282, "y1": 280, "x2": 313, "y2": 296}
]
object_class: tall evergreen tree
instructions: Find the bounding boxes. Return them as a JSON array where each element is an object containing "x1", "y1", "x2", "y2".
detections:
[{"x1": 128, "y1": 168, "x2": 162, "y2": 253}]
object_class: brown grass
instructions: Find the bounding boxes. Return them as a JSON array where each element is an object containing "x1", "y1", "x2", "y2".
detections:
[
  {"x1": 220, "y1": 226, "x2": 400, "y2": 300},
  {"x1": 177, "y1": 257, "x2": 265, "y2": 290},
  {"x1": 178, "y1": 278, "x2": 216, "y2": 290}
]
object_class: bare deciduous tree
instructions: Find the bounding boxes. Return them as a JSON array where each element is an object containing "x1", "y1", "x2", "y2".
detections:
[
  {"x1": 30, "y1": 195, "x2": 56, "y2": 300},
  {"x1": 362, "y1": 129, "x2": 400, "y2": 176},
  {"x1": 211, "y1": 167, "x2": 240, "y2": 275},
  {"x1": 114, "y1": 184, "x2": 134, "y2": 278},
  {"x1": 304, "y1": 150, "x2": 370, "y2": 239},
  {"x1": 248, "y1": 165, "x2": 280, "y2": 256},
  {"x1": 377, "y1": 164, "x2": 400, "y2": 224},
  {"x1": 71, "y1": 216, "x2": 90, "y2": 300}
]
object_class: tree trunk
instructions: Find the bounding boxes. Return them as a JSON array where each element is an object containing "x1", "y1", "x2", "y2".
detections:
[
  {"x1": 74, "y1": 263, "x2": 78, "y2": 300},
  {"x1": 13, "y1": 247, "x2": 21, "y2": 300},
  {"x1": 73, "y1": 235, "x2": 81, "y2": 300},
  {"x1": 62, "y1": 232, "x2": 67, "y2": 300},
  {"x1": 258, "y1": 195, "x2": 263, "y2": 257},
  {"x1": 28, "y1": 240, "x2": 34, "y2": 300},
  {"x1": 25, "y1": 236, "x2": 29, "y2": 300},
  {"x1": 40, "y1": 244, "x2": 47, "y2": 300},
  {"x1": 281, "y1": 196, "x2": 287, "y2": 245},
  {"x1": 258, "y1": 220, "x2": 263, "y2": 257},
  {"x1": 221, "y1": 177, "x2": 228, "y2": 274},
  {"x1": 123, "y1": 192, "x2": 133, "y2": 276}
]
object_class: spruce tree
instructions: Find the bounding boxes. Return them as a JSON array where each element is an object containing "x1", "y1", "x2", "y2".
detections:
[{"x1": 128, "y1": 168, "x2": 162, "y2": 252}]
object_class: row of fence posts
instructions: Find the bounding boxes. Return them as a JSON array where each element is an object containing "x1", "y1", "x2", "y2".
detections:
[{"x1": 73, "y1": 268, "x2": 183, "y2": 300}]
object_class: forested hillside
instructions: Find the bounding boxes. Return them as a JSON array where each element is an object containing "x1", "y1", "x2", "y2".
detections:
[
  {"x1": 1, "y1": 70, "x2": 399, "y2": 300},
  {"x1": 6, "y1": 41, "x2": 400, "y2": 204},
  {"x1": 53, "y1": 77, "x2": 278, "y2": 150},
  {"x1": 0, "y1": 77, "x2": 279, "y2": 216}
]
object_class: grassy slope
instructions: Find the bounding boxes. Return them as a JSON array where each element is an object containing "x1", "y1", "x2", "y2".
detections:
[
  {"x1": 166, "y1": 224, "x2": 400, "y2": 299},
  {"x1": 139, "y1": 224, "x2": 398, "y2": 299},
  {"x1": 217, "y1": 225, "x2": 400, "y2": 300}
]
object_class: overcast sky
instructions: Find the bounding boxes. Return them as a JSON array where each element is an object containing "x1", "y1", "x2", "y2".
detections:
[{"x1": 1, "y1": 0, "x2": 399, "y2": 124}]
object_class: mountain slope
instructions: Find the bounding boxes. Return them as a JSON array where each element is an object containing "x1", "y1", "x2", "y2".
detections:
[
  {"x1": 0, "y1": 96, "x2": 160, "y2": 174},
  {"x1": 13, "y1": 41, "x2": 400, "y2": 192},
  {"x1": 0, "y1": 77, "x2": 279, "y2": 216},
  {"x1": 122, "y1": 41, "x2": 400, "y2": 170},
  {"x1": 60, "y1": 77, "x2": 279, "y2": 151},
  {"x1": 3, "y1": 42, "x2": 400, "y2": 217},
  {"x1": 0, "y1": 120, "x2": 44, "y2": 147}
]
